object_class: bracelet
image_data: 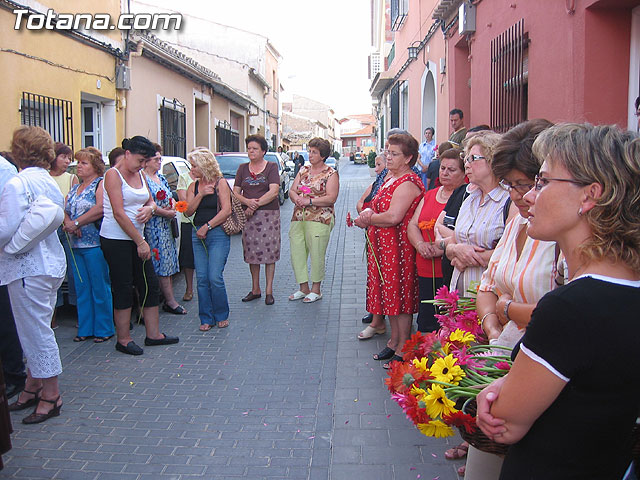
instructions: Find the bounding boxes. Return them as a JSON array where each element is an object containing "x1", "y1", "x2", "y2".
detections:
[
  {"x1": 480, "y1": 312, "x2": 497, "y2": 328},
  {"x1": 504, "y1": 300, "x2": 513, "y2": 321},
  {"x1": 150, "y1": 205, "x2": 157, "y2": 215}
]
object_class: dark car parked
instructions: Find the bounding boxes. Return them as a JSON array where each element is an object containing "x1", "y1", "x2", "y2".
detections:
[{"x1": 213, "y1": 152, "x2": 291, "y2": 205}]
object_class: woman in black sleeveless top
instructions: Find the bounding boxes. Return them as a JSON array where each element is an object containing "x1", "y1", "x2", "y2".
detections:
[{"x1": 184, "y1": 148, "x2": 232, "y2": 331}]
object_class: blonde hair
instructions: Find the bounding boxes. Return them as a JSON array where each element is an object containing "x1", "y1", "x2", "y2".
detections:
[
  {"x1": 463, "y1": 131, "x2": 502, "y2": 165},
  {"x1": 75, "y1": 147, "x2": 105, "y2": 176},
  {"x1": 187, "y1": 147, "x2": 222, "y2": 182},
  {"x1": 532, "y1": 123, "x2": 640, "y2": 273},
  {"x1": 11, "y1": 126, "x2": 55, "y2": 169}
]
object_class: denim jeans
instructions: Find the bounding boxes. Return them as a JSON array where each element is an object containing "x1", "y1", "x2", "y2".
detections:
[{"x1": 192, "y1": 226, "x2": 230, "y2": 325}]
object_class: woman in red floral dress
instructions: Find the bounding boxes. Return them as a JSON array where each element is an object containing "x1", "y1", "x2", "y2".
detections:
[{"x1": 355, "y1": 133, "x2": 424, "y2": 368}]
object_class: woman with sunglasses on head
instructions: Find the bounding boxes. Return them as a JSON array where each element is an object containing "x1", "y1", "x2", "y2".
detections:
[
  {"x1": 100, "y1": 136, "x2": 179, "y2": 355},
  {"x1": 459, "y1": 120, "x2": 557, "y2": 479},
  {"x1": 438, "y1": 132, "x2": 515, "y2": 295},
  {"x1": 477, "y1": 124, "x2": 640, "y2": 479}
]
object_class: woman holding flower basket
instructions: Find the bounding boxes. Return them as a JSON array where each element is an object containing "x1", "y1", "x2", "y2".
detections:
[
  {"x1": 407, "y1": 147, "x2": 466, "y2": 333},
  {"x1": 143, "y1": 147, "x2": 185, "y2": 315},
  {"x1": 354, "y1": 133, "x2": 424, "y2": 369},
  {"x1": 288, "y1": 137, "x2": 339, "y2": 303},
  {"x1": 477, "y1": 124, "x2": 640, "y2": 479}
]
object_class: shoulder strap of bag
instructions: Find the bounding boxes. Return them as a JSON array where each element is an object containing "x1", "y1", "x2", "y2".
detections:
[
  {"x1": 17, "y1": 175, "x2": 34, "y2": 204},
  {"x1": 503, "y1": 197, "x2": 512, "y2": 225}
]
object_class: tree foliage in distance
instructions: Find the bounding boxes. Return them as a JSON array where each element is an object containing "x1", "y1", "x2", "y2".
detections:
[{"x1": 367, "y1": 150, "x2": 377, "y2": 168}]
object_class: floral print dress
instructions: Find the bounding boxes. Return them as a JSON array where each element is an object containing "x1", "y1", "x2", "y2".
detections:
[
  {"x1": 144, "y1": 174, "x2": 179, "y2": 276},
  {"x1": 366, "y1": 173, "x2": 424, "y2": 316}
]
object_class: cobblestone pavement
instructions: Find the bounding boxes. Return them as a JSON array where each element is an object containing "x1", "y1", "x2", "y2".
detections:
[{"x1": 3, "y1": 159, "x2": 463, "y2": 479}]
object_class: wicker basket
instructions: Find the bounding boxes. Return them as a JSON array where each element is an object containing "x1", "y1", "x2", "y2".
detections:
[{"x1": 457, "y1": 398, "x2": 510, "y2": 456}]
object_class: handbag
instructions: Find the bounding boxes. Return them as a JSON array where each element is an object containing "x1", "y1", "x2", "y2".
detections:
[
  {"x1": 4, "y1": 176, "x2": 64, "y2": 255},
  {"x1": 170, "y1": 217, "x2": 180, "y2": 238},
  {"x1": 215, "y1": 178, "x2": 246, "y2": 235}
]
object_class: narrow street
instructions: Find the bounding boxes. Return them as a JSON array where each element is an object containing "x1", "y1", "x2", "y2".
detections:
[{"x1": 3, "y1": 158, "x2": 462, "y2": 480}]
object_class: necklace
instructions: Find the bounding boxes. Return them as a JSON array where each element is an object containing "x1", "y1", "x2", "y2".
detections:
[
  {"x1": 248, "y1": 161, "x2": 266, "y2": 179},
  {"x1": 436, "y1": 187, "x2": 453, "y2": 203}
]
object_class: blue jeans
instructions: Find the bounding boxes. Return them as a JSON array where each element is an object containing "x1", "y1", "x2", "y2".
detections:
[
  {"x1": 192, "y1": 226, "x2": 230, "y2": 325},
  {"x1": 71, "y1": 247, "x2": 115, "y2": 338}
]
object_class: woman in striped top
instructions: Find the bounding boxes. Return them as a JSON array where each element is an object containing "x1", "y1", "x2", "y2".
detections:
[{"x1": 442, "y1": 132, "x2": 515, "y2": 295}]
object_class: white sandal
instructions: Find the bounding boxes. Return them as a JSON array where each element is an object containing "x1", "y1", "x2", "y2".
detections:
[
  {"x1": 358, "y1": 326, "x2": 386, "y2": 340},
  {"x1": 302, "y1": 292, "x2": 323, "y2": 303},
  {"x1": 289, "y1": 290, "x2": 307, "y2": 301}
]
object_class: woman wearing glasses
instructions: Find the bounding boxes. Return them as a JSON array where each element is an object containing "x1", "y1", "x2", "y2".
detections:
[
  {"x1": 477, "y1": 124, "x2": 640, "y2": 479},
  {"x1": 439, "y1": 132, "x2": 515, "y2": 294},
  {"x1": 460, "y1": 120, "x2": 557, "y2": 478}
]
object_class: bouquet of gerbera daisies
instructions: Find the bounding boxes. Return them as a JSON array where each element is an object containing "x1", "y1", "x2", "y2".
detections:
[{"x1": 385, "y1": 285, "x2": 513, "y2": 438}]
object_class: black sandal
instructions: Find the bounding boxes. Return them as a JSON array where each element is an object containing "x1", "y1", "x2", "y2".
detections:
[
  {"x1": 8, "y1": 388, "x2": 41, "y2": 411},
  {"x1": 373, "y1": 347, "x2": 395, "y2": 361},
  {"x1": 162, "y1": 303, "x2": 187, "y2": 315},
  {"x1": 73, "y1": 336, "x2": 93, "y2": 342},
  {"x1": 94, "y1": 335, "x2": 114, "y2": 343},
  {"x1": 382, "y1": 355, "x2": 404, "y2": 370},
  {"x1": 22, "y1": 396, "x2": 62, "y2": 424}
]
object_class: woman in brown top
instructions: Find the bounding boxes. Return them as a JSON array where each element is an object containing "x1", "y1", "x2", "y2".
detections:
[
  {"x1": 233, "y1": 135, "x2": 281, "y2": 305},
  {"x1": 287, "y1": 138, "x2": 339, "y2": 303}
]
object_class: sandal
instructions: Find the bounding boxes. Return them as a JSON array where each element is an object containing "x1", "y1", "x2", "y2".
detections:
[
  {"x1": 457, "y1": 465, "x2": 466, "y2": 476},
  {"x1": 358, "y1": 326, "x2": 386, "y2": 340},
  {"x1": 217, "y1": 320, "x2": 229, "y2": 328},
  {"x1": 182, "y1": 291, "x2": 193, "y2": 302},
  {"x1": 8, "y1": 388, "x2": 41, "y2": 411},
  {"x1": 162, "y1": 303, "x2": 187, "y2": 315},
  {"x1": 382, "y1": 354, "x2": 404, "y2": 370},
  {"x1": 22, "y1": 396, "x2": 62, "y2": 424},
  {"x1": 73, "y1": 336, "x2": 92, "y2": 342},
  {"x1": 93, "y1": 335, "x2": 113, "y2": 343},
  {"x1": 289, "y1": 290, "x2": 307, "y2": 301},
  {"x1": 302, "y1": 292, "x2": 322, "y2": 303},
  {"x1": 199, "y1": 324, "x2": 212, "y2": 331},
  {"x1": 373, "y1": 347, "x2": 395, "y2": 361},
  {"x1": 445, "y1": 442, "x2": 469, "y2": 460}
]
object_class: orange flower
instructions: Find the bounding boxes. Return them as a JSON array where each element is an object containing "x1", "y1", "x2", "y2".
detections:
[
  {"x1": 175, "y1": 201, "x2": 188, "y2": 213},
  {"x1": 418, "y1": 219, "x2": 436, "y2": 231}
]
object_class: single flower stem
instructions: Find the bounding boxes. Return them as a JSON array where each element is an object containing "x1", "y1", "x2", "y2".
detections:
[
  {"x1": 365, "y1": 229, "x2": 384, "y2": 285},
  {"x1": 188, "y1": 218, "x2": 208, "y2": 256},
  {"x1": 64, "y1": 231, "x2": 83, "y2": 283},
  {"x1": 139, "y1": 259, "x2": 148, "y2": 325}
]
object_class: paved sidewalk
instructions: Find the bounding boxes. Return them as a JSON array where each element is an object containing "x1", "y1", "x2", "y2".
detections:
[{"x1": 2, "y1": 159, "x2": 463, "y2": 479}]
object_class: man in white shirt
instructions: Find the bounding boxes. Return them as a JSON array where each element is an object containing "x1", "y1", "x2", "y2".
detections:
[{"x1": 417, "y1": 127, "x2": 435, "y2": 188}]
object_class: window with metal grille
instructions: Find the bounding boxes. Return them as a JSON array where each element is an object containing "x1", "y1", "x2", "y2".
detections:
[
  {"x1": 491, "y1": 19, "x2": 529, "y2": 133},
  {"x1": 216, "y1": 120, "x2": 239, "y2": 152},
  {"x1": 390, "y1": 0, "x2": 408, "y2": 31},
  {"x1": 20, "y1": 92, "x2": 74, "y2": 149},
  {"x1": 160, "y1": 98, "x2": 187, "y2": 158},
  {"x1": 390, "y1": 82, "x2": 400, "y2": 129}
]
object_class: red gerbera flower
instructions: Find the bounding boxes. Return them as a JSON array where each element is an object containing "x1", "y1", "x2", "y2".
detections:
[
  {"x1": 346, "y1": 212, "x2": 353, "y2": 227},
  {"x1": 151, "y1": 248, "x2": 160, "y2": 261},
  {"x1": 442, "y1": 411, "x2": 477, "y2": 434},
  {"x1": 156, "y1": 190, "x2": 166, "y2": 201}
]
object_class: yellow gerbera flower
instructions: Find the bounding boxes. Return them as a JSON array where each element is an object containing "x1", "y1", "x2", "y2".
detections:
[
  {"x1": 449, "y1": 329, "x2": 476, "y2": 344},
  {"x1": 418, "y1": 420, "x2": 455, "y2": 438},
  {"x1": 412, "y1": 357, "x2": 429, "y2": 373},
  {"x1": 410, "y1": 385, "x2": 427, "y2": 401},
  {"x1": 431, "y1": 354, "x2": 466, "y2": 384},
  {"x1": 424, "y1": 384, "x2": 457, "y2": 418}
]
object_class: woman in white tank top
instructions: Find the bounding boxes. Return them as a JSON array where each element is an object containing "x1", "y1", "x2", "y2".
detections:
[{"x1": 100, "y1": 136, "x2": 179, "y2": 355}]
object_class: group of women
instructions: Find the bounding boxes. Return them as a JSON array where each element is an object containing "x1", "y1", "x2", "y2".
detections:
[{"x1": 353, "y1": 123, "x2": 640, "y2": 479}]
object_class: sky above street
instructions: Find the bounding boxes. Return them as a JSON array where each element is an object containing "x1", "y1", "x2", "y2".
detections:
[{"x1": 136, "y1": 0, "x2": 373, "y2": 118}]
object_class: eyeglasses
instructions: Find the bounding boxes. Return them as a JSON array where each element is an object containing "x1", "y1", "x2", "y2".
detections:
[
  {"x1": 461, "y1": 153, "x2": 486, "y2": 164},
  {"x1": 499, "y1": 179, "x2": 534, "y2": 195},
  {"x1": 384, "y1": 150, "x2": 403, "y2": 158},
  {"x1": 534, "y1": 175, "x2": 585, "y2": 191}
]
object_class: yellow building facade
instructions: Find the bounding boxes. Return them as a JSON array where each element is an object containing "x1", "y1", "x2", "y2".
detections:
[{"x1": 0, "y1": 0, "x2": 124, "y2": 154}]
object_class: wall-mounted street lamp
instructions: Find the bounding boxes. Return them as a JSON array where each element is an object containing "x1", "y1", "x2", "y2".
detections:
[{"x1": 407, "y1": 42, "x2": 420, "y2": 60}]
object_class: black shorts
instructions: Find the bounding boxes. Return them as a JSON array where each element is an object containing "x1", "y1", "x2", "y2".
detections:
[{"x1": 100, "y1": 236, "x2": 160, "y2": 310}]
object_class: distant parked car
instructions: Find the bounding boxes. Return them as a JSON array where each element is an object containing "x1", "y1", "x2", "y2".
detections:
[
  {"x1": 160, "y1": 156, "x2": 191, "y2": 194},
  {"x1": 354, "y1": 152, "x2": 366, "y2": 164},
  {"x1": 324, "y1": 157, "x2": 338, "y2": 171},
  {"x1": 214, "y1": 152, "x2": 290, "y2": 205}
]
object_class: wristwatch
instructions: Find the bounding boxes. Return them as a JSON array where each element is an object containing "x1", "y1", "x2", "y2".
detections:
[
  {"x1": 206, "y1": 222, "x2": 213, "y2": 230},
  {"x1": 309, "y1": 198, "x2": 313, "y2": 206},
  {"x1": 504, "y1": 299, "x2": 513, "y2": 321},
  {"x1": 74, "y1": 220, "x2": 80, "y2": 227},
  {"x1": 439, "y1": 239, "x2": 446, "y2": 251}
]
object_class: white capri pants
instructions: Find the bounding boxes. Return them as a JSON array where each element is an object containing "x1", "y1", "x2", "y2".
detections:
[{"x1": 7, "y1": 275, "x2": 63, "y2": 378}]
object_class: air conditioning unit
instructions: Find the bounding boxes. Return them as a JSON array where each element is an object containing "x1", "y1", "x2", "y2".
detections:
[{"x1": 459, "y1": 2, "x2": 476, "y2": 35}]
